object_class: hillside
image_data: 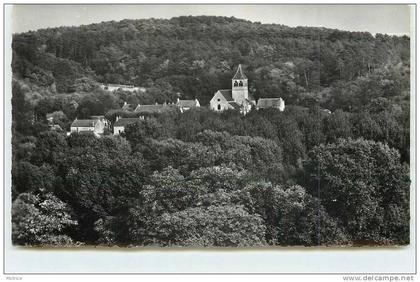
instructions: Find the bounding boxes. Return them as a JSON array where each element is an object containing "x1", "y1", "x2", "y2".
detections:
[{"x1": 12, "y1": 16, "x2": 410, "y2": 107}]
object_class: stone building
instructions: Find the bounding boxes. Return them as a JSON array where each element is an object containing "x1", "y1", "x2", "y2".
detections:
[
  {"x1": 210, "y1": 65, "x2": 255, "y2": 114},
  {"x1": 176, "y1": 98, "x2": 200, "y2": 113},
  {"x1": 113, "y1": 116, "x2": 144, "y2": 135},
  {"x1": 70, "y1": 119, "x2": 105, "y2": 136},
  {"x1": 256, "y1": 98, "x2": 285, "y2": 111}
]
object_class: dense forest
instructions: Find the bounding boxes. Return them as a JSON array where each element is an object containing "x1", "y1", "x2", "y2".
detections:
[{"x1": 11, "y1": 16, "x2": 410, "y2": 246}]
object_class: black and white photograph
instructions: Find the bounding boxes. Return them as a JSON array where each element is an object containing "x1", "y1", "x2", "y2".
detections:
[{"x1": 2, "y1": 2, "x2": 416, "y2": 276}]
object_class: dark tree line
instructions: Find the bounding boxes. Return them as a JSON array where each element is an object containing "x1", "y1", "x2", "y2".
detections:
[
  {"x1": 12, "y1": 16, "x2": 409, "y2": 106},
  {"x1": 12, "y1": 106, "x2": 410, "y2": 246}
]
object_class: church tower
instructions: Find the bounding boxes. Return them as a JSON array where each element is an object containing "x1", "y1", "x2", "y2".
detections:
[{"x1": 232, "y1": 64, "x2": 248, "y2": 105}]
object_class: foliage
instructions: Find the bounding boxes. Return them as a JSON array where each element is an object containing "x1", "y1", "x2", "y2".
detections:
[
  {"x1": 12, "y1": 192, "x2": 78, "y2": 246},
  {"x1": 305, "y1": 138, "x2": 410, "y2": 245},
  {"x1": 10, "y1": 16, "x2": 411, "y2": 247}
]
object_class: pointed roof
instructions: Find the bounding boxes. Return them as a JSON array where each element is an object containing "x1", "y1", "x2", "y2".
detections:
[
  {"x1": 232, "y1": 64, "x2": 247, "y2": 80},
  {"x1": 217, "y1": 90, "x2": 233, "y2": 101}
]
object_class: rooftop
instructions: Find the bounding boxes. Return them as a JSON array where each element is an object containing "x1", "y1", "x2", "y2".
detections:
[
  {"x1": 257, "y1": 98, "x2": 284, "y2": 108},
  {"x1": 71, "y1": 119, "x2": 98, "y2": 128},
  {"x1": 177, "y1": 99, "x2": 199, "y2": 108},
  {"x1": 232, "y1": 64, "x2": 247, "y2": 80},
  {"x1": 217, "y1": 89, "x2": 233, "y2": 101},
  {"x1": 134, "y1": 104, "x2": 177, "y2": 114},
  {"x1": 228, "y1": 101, "x2": 241, "y2": 111}
]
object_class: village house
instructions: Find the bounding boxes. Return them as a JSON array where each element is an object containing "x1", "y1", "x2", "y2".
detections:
[
  {"x1": 134, "y1": 103, "x2": 179, "y2": 116},
  {"x1": 121, "y1": 101, "x2": 136, "y2": 111},
  {"x1": 210, "y1": 64, "x2": 256, "y2": 115},
  {"x1": 176, "y1": 98, "x2": 200, "y2": 113},
  {"x1": 91, "y1": 115, "x2": 110, "y2": 128},
  {"x1": 46, "y1": 113, "x2": 55, "y2": 124},
  {"x1": 113, "y1": 116, "x2": 144, "y2": 135},
  {"x1": 256, "y1": 98, "x2": 285, "y2": 111},
  {"x1": 70, "y1": 118, "x2": 105, "y2": 136}
]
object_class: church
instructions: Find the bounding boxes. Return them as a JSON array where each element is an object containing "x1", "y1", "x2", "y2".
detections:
[
  {"x1": 210, "y1": 65, "x2": 286, "y2": 114},
  {"x1": 210, "y1": 64, "x2": 256, "y2": 115}
]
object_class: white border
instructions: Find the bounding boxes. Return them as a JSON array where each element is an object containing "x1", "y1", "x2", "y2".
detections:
[{"x1": 1, "y1": 2, "x2": 417, "y2": 275}]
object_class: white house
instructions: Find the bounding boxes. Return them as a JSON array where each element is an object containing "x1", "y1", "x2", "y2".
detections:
[
  {"x1": 210, "y1": 64, "x2": 255, "y2": 115},
  {"x1": 70, "y1": 119, "x2": 105, "y2": 135},
  {"x1": 113, "y1": 116, "x2": 144, "y2": 135},
  {"x1": 176, "y1": 98, "x2": 200, "y2": 113},
  {"x1": 256, "y1": 98, "x2": 285, "y2": 111},
  {"x1": 91, "y1": 115, "x2": 110, "y2": 127}
]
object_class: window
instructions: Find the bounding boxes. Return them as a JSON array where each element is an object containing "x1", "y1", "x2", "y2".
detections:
[
  {"x1": 239, "y1": 81, "x2": 243, "y2": 86},
  {"x1": 234, "y1": 81, "x2": 238, "y2": 87},
  {"x1": 217, "y1": 104, "x2": 221, "y2": 110},
  {"x1": 217, "y1": 98, "x2": 220, "y2": 102}
]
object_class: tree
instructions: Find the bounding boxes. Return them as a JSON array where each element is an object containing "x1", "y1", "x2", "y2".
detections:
[
  {"x1": 149, "y1": 205, "x2": 267, "y2": 247},
  {"x1": 305, "y1": 138, "x2": 410, "y2": 245},
  {"x1": 243, "y1": 182, "x2": 348, "y2": 246},
  {"x1": 12, "y1": 161, "x2": 55, "y2": 195},
  {"x1": 12, "y1": 192, "x2": 78, "y2": 246},
  {"x1": 57, "y1": 134, "x2": 147, "y2": 243},
  {"x1": 31, "y1": 131, "x2": 68, "y2": 166},
  {"x1": 124, "y1": 118, "x2": 163, "y2": 147},
  {"x1": 323, "y1": 109, "x2": 352, "y2": 143}
]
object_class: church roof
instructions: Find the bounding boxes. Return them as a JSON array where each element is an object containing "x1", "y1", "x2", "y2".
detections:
[
  {"x1": 228, "y1": 101, "x2": 241, "y2": 110},
  {"x1": 217, "y1": 90, "x2": 233, "y2": 101},
  {"x1": 232, "y1": 64, "x2": 247, "y2": 80},
  {"x1": 257, "y1": 98, "x2": 284, "y2": 109}
]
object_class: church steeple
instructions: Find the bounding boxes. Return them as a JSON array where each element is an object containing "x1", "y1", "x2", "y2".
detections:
[
  {"x1": 233, "y1": 64, "x2": 247, "y2": 80},
  {"x1": 232, "y1": 64, "x2": 248, "y2": 104}
]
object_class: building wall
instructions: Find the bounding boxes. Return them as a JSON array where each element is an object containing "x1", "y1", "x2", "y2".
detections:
[
  {"x1": 232, "y1": 79, "x2": 248, "y2": 105},
  {"x1": 113, "y1": 126, "x2": 125, "y2": 135},
  {"x1": 256, "y1": 98, "x2": 285, "y2": 112},
  {"x1": 210, "y1": 92, "x2": 231, "y2": 112},
  {"x1": 279, "y1": 99, "x2": 285, "y2": 111},
  {"x1": 70, "y1": 126, "x2": 94, "y2": 132},
  {"x1": 94, "y1": 120, "x2": 105, "y2": 134}
]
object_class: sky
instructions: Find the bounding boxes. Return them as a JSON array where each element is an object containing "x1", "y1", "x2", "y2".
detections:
[{"x1": 11, "y1": 4, "x2": 412, "y2": 36}]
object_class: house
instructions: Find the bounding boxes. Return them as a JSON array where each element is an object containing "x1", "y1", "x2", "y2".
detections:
[
  {"x1": 70, "y1": 119, "x2": 105, "y2": 136},
  {"x1": 50, "y1": 124, "x2": 63, "y2": 132},
  {"x1": 176, "y1": 98, "x2": 200, "y2": 113},
  {"x1": 113, "y1": 116, "x2": 144, "y2": 135},
  {"x1": 91, "y1": 115, "x2": 110, "y2": 127},
  {"x1": 210, "y1": 64, "x2": 255, "y2": 114},
  {"x1": 121, "y1": 101, "x2": 136, "y2": 111},
  {"x1": 256, "y1": 98, "x2": 285, "y2": 111},
  {"x1": 46, "y1": 113, "x2": 55, "y2": 124},
  {"x1": 134, "y1": 103, "x2": 178, "y2": 116},
  {"x1": 100, "y1": 84, "x2": 146, "y2": 93}
]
